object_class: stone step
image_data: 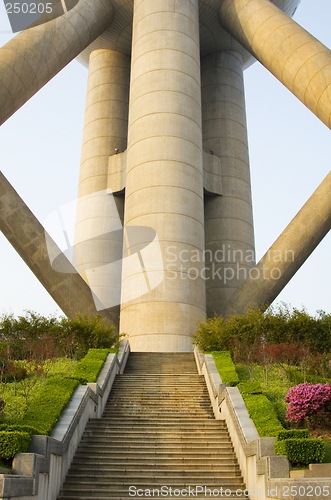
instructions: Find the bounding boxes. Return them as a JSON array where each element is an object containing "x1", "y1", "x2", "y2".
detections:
[
  {"x1": 105, "y1": 401, "x2": 213, "y2": 407},
  {"x1": 73, "y1": 450, "x2": 237, "y2": 460},
  {"x1": 103, "y1": 411, "x2": 214, "y2": 417},
  {"x1": 57, "y1": 353, "x2": 247, "y2": 500},
  {"x1": 61, "y1": 480, "x2": 245, "y2": 489},
  {"x1": 81, "y1": 434, "x2": 231, "y2": 443},
  {"x1": 58, "y1": 495, "x2": 247, "y2": 500},
  {"x1": 71, "y1": 454, "x2": 238, "y2": 464},
  {"x1": 110, "y1": 386, "x2": 209, "y2": 390},
  {"x1": 66, "y1": 468, "x2": 242, "y2": 477},
  {"x1": 59, "y1": 497, "x2": 247, "y2": 500},
  {"x1": 69, "y1": 460, "x2": 239, "y2": 469},
  {"x1": 94, "y1": 417, "x2": 219, "y2": 424},
  {"x1": 76, "y1": 444, "x2": 235, "y2": 453}
]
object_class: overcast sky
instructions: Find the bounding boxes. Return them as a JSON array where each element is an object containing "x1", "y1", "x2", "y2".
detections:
[{"x1": 0, "y1": 0, "x2": 330, "y2": 319}]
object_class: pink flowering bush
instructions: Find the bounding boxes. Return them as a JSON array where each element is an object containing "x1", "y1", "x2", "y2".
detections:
[{"x1": 284, "y1": 383, "x2": 331, "y2": 428}]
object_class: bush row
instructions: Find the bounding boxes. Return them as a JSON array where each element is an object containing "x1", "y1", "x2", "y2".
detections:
[
  {"x1": 275, "y1": 438, "x2": 325, "y2": 465},
  {"x1": 237, "y1": 382, "x2": 284, "y2": 437},
  {"x1": 20, "y1": 348, "x2": 115, "y2": 435},
  {"x1": 71, "y1": 348, "x2": 116, "y2": 384},
  {"x1": 194, "y1": 305, "x2": 331, "y2": 355},
  {"x1": 209, "y1": 351, "x2": 239, "y2": 386},
  {"x1": 211, "y1": 351, "x2": 326, "y2": 465},
  {"x1": 0, "y1": 431, "x2": 31, "y2": 459},
  {"x1": 210, "y1": 352, "x2": 285, "y2": 437}
]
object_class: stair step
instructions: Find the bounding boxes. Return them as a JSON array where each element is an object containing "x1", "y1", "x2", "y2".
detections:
[
  {"x1": 57, "y1": 353, "x2": 247, "y2": 500},
  {"x1": 69, "y1": 461, "x2": 239, "y2": 469}
]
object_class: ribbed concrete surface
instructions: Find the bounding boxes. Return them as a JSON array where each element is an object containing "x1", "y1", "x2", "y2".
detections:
[
  {"x1": 219, "y1": 0, "x2": 331, "y2": 129},
  {"x1": 202, "y1": 51, "x2": 255, "y2": 317},
  {"x1": 0, "y1": 0, "x2": 114, "y2": 125},
  {"x1": 120, "y1": 0, "x2": 206, "y2": 352}
]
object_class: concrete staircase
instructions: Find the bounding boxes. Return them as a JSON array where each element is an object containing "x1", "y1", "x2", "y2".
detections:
[{"x1": 58, "y1": 353, "x2": 249, "y2": 499}]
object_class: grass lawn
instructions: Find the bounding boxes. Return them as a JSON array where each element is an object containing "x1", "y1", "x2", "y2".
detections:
[{"x1": 0, "y1": 357, "x2": 78, "y2": 425}]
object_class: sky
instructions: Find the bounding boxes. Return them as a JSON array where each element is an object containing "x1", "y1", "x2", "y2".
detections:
[{"x1": 0, "y1": 0, "x2": 330, "y2": 319}]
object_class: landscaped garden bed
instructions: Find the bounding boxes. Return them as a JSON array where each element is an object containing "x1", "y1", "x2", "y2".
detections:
[
  {"x1": 0, "y1": 311, "x2": 120, "y2": 466},
  {"x1": 194, "y1": 304, "x2": 331, "y2": 468}
]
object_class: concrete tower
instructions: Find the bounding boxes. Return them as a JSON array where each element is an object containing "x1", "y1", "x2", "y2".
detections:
[{"x1": 1, "y1": 0, "x2": 331, "y2": 352}]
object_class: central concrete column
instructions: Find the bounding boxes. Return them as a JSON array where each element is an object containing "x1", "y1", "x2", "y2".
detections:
[
  {"x1": 202, "y1": 51, "x2": 255, "y2": 317},
  {"x1": 120, "y1": 0, "x2": 206, "y2": 352}
]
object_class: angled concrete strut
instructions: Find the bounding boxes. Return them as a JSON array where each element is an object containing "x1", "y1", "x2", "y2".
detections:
[
  {"x1": 224, "y1": 171, "x2": 331, "y2": 317},
  {"x1": 0, "y1": 172, "x2": 116, "y2": 324},
  {"x1": 0, "y1": 0, "x2": 114, "y2": 125},
  {"x1": 219, "y1": 0, "x2": 331, "y2": 129}
]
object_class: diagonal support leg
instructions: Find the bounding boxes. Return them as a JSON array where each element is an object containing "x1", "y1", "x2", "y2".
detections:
[
  {"x1": 219, "y1": 0, "x2": 331, "y2": 129},
  {"x1": 224, "y1": 171, "x2": 331, "y2": 317},
  {"x1": 0, "y1": 172, "x2": 116, "y2": 325},
  {"x1": 0, "y1": 0, "x2": 114, "y2": 126}
]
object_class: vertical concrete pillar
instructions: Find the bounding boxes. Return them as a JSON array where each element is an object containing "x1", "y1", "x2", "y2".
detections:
[
  {"x1": 201, "y1": 51, "x2": 255, "y2": 317},
  {"x1": 74, "y1": 50, "x2": 130, "y2": 323},
  {"x1": 120, "y1": 0, "x2": 206, "y2": 352}
]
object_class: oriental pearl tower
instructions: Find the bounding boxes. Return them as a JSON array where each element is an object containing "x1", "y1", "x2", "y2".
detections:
[{"x1": 1, "y1": 1, "x2": 331, "y2": 352}]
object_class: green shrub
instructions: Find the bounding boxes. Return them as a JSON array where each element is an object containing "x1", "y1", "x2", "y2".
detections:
[
  {"x1": 21, "y1": 375, "x2": 80, "y2": 435},
  {"x1": 61, "y1": 316, "x2": 118, "y2": 359},
  {"x1": 193, "y1": 304, "x2": 331, "y2": 356},
  {"x1": 0, "y1": 424, "x2": 41, "y2": 436},
  {"x1": 71, "y1": 349, "x2": 115, "y2": 384},
  {"x1": 0, "y1": 431, "x2": 30, "y2": 459},
  {"x1": 237, "y1": 381, "x2": 263, "y2": 395},
  {"x1": 241, "y1": 393, "x2": 284, "y2": 437},
  {"x1": 277, "y1": 429, "x2": 310, "y2": 441},
  {"x1": 210, "y1": 352, "x2": 239, "y2": 386},
  {"x1": 275, "y1": 438, "x2": 325, "y2": 465}
]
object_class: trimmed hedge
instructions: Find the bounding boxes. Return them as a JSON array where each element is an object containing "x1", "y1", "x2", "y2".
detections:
[
  {"x1": 20, "y1": 348, "x2": 116, "y2": 435},
  {"x1": 0, "y1": 424, "x2": 41, "y2": 436},
  {"x1": 210, "y1": 351, "x2": 239, "y2": 386},
  {"x1": 237, "y1": 381, "x2": 284, "y2": 437},
  {"x1": 71, "y1": 348, "x2": 115, "y2": 384},
  {"x1": 21, "y1": 375, "x2": 80, "y2": 435},
  {"x1": 241, "y1": 394, "x2": 284, "y2": 437},
  {"x1": 0, "y1": 431, "x2": 30, "y2": 459},
  {"x1": 275, "y1": 438, "x2": 325, "y2": 465},
  {"x1": 210, "y1": 356, "x2": 283, "y2": 437},
  {"x1": 237, "y1": 381, "x2": 263, "y2": 395},
  {"x1": 277, "y1": 429, "x2": 310, "y2": 441}
]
